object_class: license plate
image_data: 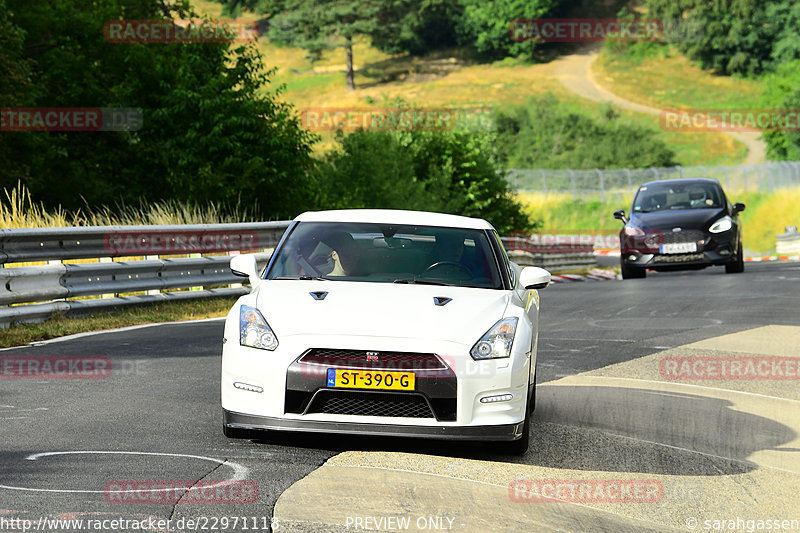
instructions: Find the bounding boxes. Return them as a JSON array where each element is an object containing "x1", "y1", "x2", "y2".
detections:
[
  {"x1": 327, "y1": 369, "x2": 415, "y2": 391},
  {"x1": 660, "y1": 242, "x2": 697, "y2": 254}
]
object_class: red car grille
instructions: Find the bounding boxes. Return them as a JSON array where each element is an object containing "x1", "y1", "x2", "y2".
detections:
[{"x1": 298, "y1": 349, "x2": 448, "y2": 372}]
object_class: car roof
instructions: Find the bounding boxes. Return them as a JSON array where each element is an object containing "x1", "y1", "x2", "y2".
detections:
[
  {"x1": 294, "y1": 209, "x2": 494, "y2": 230},
  {"x1": 638, "y1": 178, "x2": 722, "y2": 188}
]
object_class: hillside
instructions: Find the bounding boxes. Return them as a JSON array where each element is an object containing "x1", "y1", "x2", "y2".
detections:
[{"x1": 191, "y1": 0, "x2": 756, "y2": 166}]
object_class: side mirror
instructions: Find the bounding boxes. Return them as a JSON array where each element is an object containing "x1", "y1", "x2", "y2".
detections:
[
  {"x1": 613, "y1": 209, "x2": 628, "y2": 224},
  {"x1": 733, "y1": 202, "x2": 746, "y2": 214},
  {"x1": 519, "y1": 266, "x2": 551, "y2": 290},
  {"x1": 230, "y1": 254, "x2": 260, "y2": 285}
]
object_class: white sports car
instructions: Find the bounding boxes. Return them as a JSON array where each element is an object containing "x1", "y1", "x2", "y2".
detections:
[{"x1": 221, "y1": 210, "x2": 550, "y2": 454}]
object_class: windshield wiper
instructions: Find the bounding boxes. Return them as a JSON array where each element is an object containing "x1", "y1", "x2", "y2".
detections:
[{"x1": 393, "y1": 278, "x2": 454, "y2": 286}]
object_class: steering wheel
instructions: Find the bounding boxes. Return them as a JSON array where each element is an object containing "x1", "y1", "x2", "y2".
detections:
[{"x1": 424, "y1": 261, "x2": 473, "y2": 278}]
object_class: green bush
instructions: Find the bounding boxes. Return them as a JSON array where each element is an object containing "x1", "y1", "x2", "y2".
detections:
[
  {"x1": 643, "y1": 0, "x2": 800, "y2": 76},
  {"x1": 455, "y1": 0, "x2": 559, "y2": 59},
  {"x1": 1, "y1": 0, "x2": 316, "y2": 220},
  {"x1": 494, "y1": 94, "x2": 676, "y2": 169},
  {"x1": 761, "y1": 59, "x2": 800, "y2": 161},
  {"x1": 313, "y1": 128, "x2": 537, "y2": 234}
]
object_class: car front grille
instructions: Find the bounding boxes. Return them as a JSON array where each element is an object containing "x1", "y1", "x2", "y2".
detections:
[
  {"x1": 298, "y1": 348, "x2": 447, "y2": 372},
  {"x1": 305, "y1": 390, "x2": 436, "y2": 419},
  {"x1": 647, "y1": 230, "x2": 705, "y2": 246},
  {"x1": 653, "y1": 253, "x2": 705, "y2": 263}
]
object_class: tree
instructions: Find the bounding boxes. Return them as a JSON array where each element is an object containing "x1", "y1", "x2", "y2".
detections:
[
  {"x1": 370, "y1": 0, "x2": 462, "y2": 56},
  {"x1": 314, "y1": 127, "x2": 536, "y2": 234},
  {"x1": 256, "y1": 0, "x2": 402, "y2": 91},
  {"x1": 0, "y1": 0, "x2": 44, "y2": 187},
  {"x1": 761, "y1": 60, "x2": 800, "y2": 161},
  {"x1": 456, "y1": 0, "x2": 559, "y2": 60},
  {"x1": 644, "y1": 0, "x2": 800, "y2": 75},
  {"x1": 3, "y1": 0, "x2": 317, "y2": 218}
]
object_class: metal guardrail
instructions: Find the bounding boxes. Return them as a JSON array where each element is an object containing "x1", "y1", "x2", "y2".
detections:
[
  {"x1": 501, "y1": 236, "x2": 597, "y2": 271},
  {"x1": 0, "y1": 221, "x2": 290, "y2": 263},
  {"x1": 776, "y1": 229, "x2": 800, "y2": 255},
  {"x1": 1, "y1": 222, "x2": 597, "y2": 328},
  {"x1": 0, "y1": 222, "x2": 290, "y2": 328}
]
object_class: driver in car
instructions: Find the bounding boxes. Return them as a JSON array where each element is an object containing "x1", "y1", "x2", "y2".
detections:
[
  {"x1": 688, "y1": 187, "x2": 708, "y2": 208},
  {"x1": 426, "y1": 233, "x2": 473, "y2": 279},
  {"x1": 325, "y1": 231, "x2": 360, "y2": 276}
]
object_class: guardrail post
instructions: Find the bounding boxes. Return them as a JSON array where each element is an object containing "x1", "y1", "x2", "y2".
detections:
[
  {"x1": 145, "y1": 255, "x2": 160, "y2": 295},
  {"x1": 99, "y1": 257, "x2": 115, "y2": 298}
]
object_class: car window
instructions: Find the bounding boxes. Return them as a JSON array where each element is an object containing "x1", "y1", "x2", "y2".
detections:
[
  {"x1": 267, "y1": 222, "x2": 503, "y2": 289},
  {"x1": 632, "y1": 182, "x2": 725, "y2": 213}
]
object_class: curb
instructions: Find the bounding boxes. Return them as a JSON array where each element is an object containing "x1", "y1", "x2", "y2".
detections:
[
  {"x1": 746, "y1": 255, "x2": 800, "y2": 262},
  {"x1": 550, "y1": 271, "x2": 618, "y2": 283}
]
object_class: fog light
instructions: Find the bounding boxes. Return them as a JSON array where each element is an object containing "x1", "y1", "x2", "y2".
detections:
[
  {"x1": 719, "y1": 249, "x2": 731, "y2": 256},
  {"x1": 480, "y1": 393, "x2": 513, "y2": 403},
  {"x1": 233, "y1": 381, "x2": 263, "y2": 393}
]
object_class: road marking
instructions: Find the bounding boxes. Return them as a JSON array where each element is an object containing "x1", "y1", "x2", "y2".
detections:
[{"x1": 0, "y1": 450, "x2": 248, "y2": 493}]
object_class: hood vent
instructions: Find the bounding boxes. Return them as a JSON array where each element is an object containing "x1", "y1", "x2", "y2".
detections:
[
  {"x1": 433, "y1": 296, "x2": 452, "y2": 307},
  {"x1": 310, "y1": 291, "x2": 328, "y2": 301}
]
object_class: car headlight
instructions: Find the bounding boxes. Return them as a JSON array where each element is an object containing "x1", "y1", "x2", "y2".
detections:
[
  {"x1": 470, "y1": 317, "x2": 518, "y2": 360},
  {"x1": 624, "y1": 226, "x2": 644, "y2": 236},
  {"x1": 709, "y1": 216, "x2": 733, "y2": 233},
  {"x1": 239, "y1": 305, "x2": 278, "y2": 351}
]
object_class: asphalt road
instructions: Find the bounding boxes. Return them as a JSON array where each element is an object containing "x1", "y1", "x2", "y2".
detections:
[{"x1": 1, "y1": 261, "x2": 798, "y2": 532}]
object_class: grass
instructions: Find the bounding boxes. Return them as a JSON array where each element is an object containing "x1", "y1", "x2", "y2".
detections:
[
  {"x1": 188, "y1": 1, "x2": 749, "y2": 165},
  {"x1": 736, "y1": 188, "x2": 800, "y2": 254},
  {"x1": 0, "y1": 297, "x2": 238, "y2": 348},
  {"x1": 519, "y1": 192, "x2": 631, "y2": 235},
  {"x1": 595, "y1": 47, "x2": 765, "y2": 111},
  {"x1": 1, "y1": 183, "x2": 259, "y2": 228},
  {"x1": 517, "y1": 187, "x2": 800, "y2": 253}
]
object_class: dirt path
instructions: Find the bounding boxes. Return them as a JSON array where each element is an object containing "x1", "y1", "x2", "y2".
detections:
[{"x1": 553, "y1": 45, "x2": 767, "y2": 165}]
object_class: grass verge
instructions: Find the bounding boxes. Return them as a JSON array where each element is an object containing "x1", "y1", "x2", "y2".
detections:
[
  {"x1": 0, "y1": 297, "x2": 238, "y2": 348},
  {"x1": 595, "y1": 47, "x2": 765, "y2": 111}
]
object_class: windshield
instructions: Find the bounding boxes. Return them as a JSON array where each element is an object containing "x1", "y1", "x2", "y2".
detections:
[
  {"x1": 267, "y1": 222, "x2": 503, "y2": 289},
  {"x1": 632, "y1": 182, "x2": 725, "y2": 213}
]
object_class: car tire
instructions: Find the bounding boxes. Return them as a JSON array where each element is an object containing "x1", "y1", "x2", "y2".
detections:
[
  {"x1": 621, "y1": 261, "x2": 646, "y2": 279},
  {"x1": 725, "y1": 241, "x2": 744, "y2": 274}
]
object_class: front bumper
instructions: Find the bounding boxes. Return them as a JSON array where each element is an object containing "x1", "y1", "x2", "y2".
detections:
[
  {"x1": 224, "y1": 409, "x2": 525, "y2": 441},
  {"x1": 621, "y1": 230, "x2": 738, "y2": 269}
]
